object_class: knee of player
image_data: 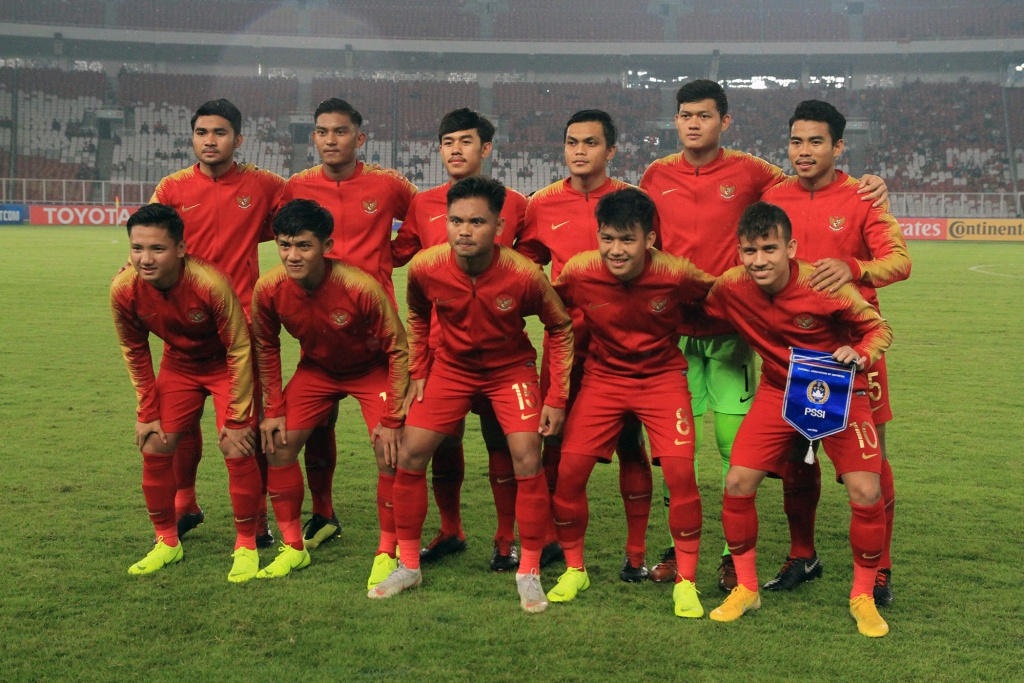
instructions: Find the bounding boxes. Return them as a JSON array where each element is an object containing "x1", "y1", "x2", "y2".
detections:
[
  {"x1": 144, "y1": 432, "x2": 179, "y2": 455},
  {"x1": 844, "y1": 475, "x2": 881, "y2": 507},
  {"x1": 724, "y1": 468, "x2": 757, "y2": 497}
]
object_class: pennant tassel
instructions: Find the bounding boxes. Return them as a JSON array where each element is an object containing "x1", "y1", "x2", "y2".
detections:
[{"x1": 804, "y1": 440, "x2": 816, "y2": 464}]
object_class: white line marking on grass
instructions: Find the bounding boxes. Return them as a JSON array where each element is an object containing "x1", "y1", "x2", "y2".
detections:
[{"x1": 968, "y1": 265, "x2": 1024, "y2": 279}]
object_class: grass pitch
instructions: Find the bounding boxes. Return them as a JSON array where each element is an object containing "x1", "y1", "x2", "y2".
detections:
[{"x1": 0, "y1": 228, "x2": 1021, "y2": 682}]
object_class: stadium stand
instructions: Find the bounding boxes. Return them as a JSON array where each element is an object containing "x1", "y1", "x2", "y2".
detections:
[{"x1": 311, "y1": 1, "x2": 477, "y2": 40}]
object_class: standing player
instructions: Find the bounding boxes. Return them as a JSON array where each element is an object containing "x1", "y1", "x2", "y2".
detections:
[
  {"x1": 391, "y1": 108, "x2": 528, "y2": 571},
  {"x1": 252, "y1": 199, "x2": 409, "y2": 585},
  {"x1": 703, "y1": 201, "x2": 892, "y2": 638},
  {"x1": 640, "y1": 80, "x2": 887, "y2": 588},
  {"x1": 516, "y1": 109, "x2": 655, "y2": 581},
  {"x1": 368, "y1": 177, "x2": 574, "y2": 613},
  {"x1": 112, "y1": 204, "x2": 263, "y2": 582},
  {"x1": 548, "y1": 188, "x2": 714, "y2": 618},
  {"x1": 151, "y1": 99, "x2": 284, "y2": 548},
  {"x1": 760, "y1": 100, "x2": 910, "y2": 605},
  {"x1": 280, "y1": 98, "x2": 417, "y2": 547}
]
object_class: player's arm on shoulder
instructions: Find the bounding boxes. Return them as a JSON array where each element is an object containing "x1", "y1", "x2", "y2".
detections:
[
  {"x1": 809, "y1": 257, "x2": 855, "y2": 293},
  {"x1": 856, "y1": 208, "x2": 912, "y2": 288},
  {"x1": 857, "y1": 173, "x2": 888, "y2": 207}
]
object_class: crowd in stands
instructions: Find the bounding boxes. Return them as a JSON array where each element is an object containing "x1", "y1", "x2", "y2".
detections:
[
  {"x1": 3, "y1": 66, "x2": 1024, "y2": 201},
  {"x1": 4, "y1": 0, "x2": 1023, "y2": 41}
]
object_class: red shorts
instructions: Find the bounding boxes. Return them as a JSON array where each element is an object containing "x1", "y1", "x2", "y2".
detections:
[
  {"x1": 156, "y1": 357, "x2": 256, "y2": 432},
  {"x1": 561, "y1": 370, "x2": 695, "y2": 464},
  {"x1": 731, "y1": 384, "x2": 882, "y2": 480},
  {"x1": 406, "y1": 360, "x2": 542, "y2": 436},
  {"x1": 283, "y1": 363, "x2": 390, "y2": 434},
  {"x1": 865, "y1": 356, "x2": 892, "y2": 425}
]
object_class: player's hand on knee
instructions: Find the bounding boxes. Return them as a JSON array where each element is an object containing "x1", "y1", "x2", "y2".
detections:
[
  {"x1": 219, "y1": 425, "x2": 257, "y2": 457},
  {"x1": 832, "y1": 345, "x2": 865, "y2": 369},
  {"x1": 402, "y1": 378, "x2": 426, "y2": 413},
  {"x1": 810, "y1": 258, "x2": 853, "y2": 293},
  {"x1": 260, "y1": 416, "x2": 287, "y2": 454},
  {"x1": 538, "y1": 405, "x2": 566, "y2": 437},
  {"x1": 372, "y1": 423, "x2": 402, "y2": 468},
  {"x1": 857, "y1": 173, "x2": 888, "y2": 207},
  {"x1": 135, "y1": 419, "x2": 166, "y2": 450}
]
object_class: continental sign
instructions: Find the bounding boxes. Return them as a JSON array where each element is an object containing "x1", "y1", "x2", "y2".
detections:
[{"x1": 898, "y1": 218, "x2": 1024, "y2": 242}]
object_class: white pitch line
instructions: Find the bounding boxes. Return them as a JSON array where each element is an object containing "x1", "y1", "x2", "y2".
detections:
[{"x1": 968, "y1": 264, "x2": 1024, "y2": 279}]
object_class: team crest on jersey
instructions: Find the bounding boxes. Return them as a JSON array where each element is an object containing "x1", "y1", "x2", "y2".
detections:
[
  {"x1": 648, "y1": 295, "x2": 669, "y2": 313},
  {"x1": 828, "y1": 215, "x2": 846, "y2": 232},
  {"x1": 236, "y1": 195, "x2": 252, "y2": 209},
  {"x1": 807, "y1": 379, "x2": 830, "y2": 405},
  {"x1": 494, "y1": 294, "x2": 515, "y2": 312},
  {"x1": 187, "y1": 308, "x2": 207, "y2": 323},
  {"x1": 719, "y1": 184, "x2": 736, "y2": 200},
  {"x1": 330, "y1": 310, "x2": 351, "y2": 327},
  {"x1": 362, "y1": 197, "x2": 379, "y2": 214},
  {"x1": 794, "y1": 314, "x2": 816, "y2": 329}
]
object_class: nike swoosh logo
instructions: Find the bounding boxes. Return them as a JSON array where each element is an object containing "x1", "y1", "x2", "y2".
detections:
[
  {"x1": 496, "y1": 477, "x2": 515, "y2": 484},
  {"x1": 589, "y1": 302, "x2": 609, "y2": 309},
  {"x1": 140, "y1": 313, "x2": 157, "y2": 320},
  {"x1": 551, "y1": 221, "x2": 569, "y2": 230},
  {"x1": 727, "y1": 543, "x2": 746, "y2": 552},
  {"x1": 862, "y1": 452, "x2": 878, "y2": 460},
  {"x1": 385, "y1": 502, "x2": 394, "y2": 508},
  {"x1": 627, "y1": 493, "x2": 651, "y2": 501},
  {"x1": 739, "y1": 394, "x2": 753, "y2": 403},
  {"x1": 181, "y1": 203, "x2": 201, "y2": 212},
  {"x1": 521, "y1": 412, "x2": 538, "y2": 420},
  {"x1": 554, "y1": 520, "x2": 572, "y2": 526},
  {"x1": 268, "y1": 493, "x2": 280, "y2": 499},
  {"x1": 429, "y1": 214, "x2": 446, "y2": 222},
  {"x1": 674, "y1": 439, "x2": 692, "y2": 446},
  {"x1": 435, "y1": 297, "x2": 457, "y2": 305},
  {"x1": 861, "y1": 552, "x2": 882, "y2": 560},
  {"x1": 661, "y1": 189, "x2": 678, "y2": 195},
  {"x1": 234, "y1": 517, "x2": 254, "y2": 523},
  {"x1": 679, "y1": 528, "x2": 700, "y2": 538},
  {"x1": 804, "y1": 560, "x2": 820, "y2": 573}
]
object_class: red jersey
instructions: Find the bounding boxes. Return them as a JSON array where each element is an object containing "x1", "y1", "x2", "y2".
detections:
[
  {"x1": 406, "y1": 244, "x2": 574, "y2": 408},
  {"x1": 150, "y1": 162, "x2": 285, "y2": 315},
  {"x1": 554, "y1": 249, "x2": 714, "y2": 379},
  {"x1": 280, "y1": 162, "x2": 417, "y2": 302},
  {"x1": 391, "y1": 181, "x2": 528, "y2": 267},
  {"x1": 762, "y1": 172, "x2": 911, "y2": 310},
  {"x1": 703, "y1": 259, "x2": 892, "y2": 391},
  {"x1": 111, "y1": 255, "x2": 254, "y2": 428},
  {"x1": 251, "y1": 259, "x2": 409, "y2": 428},
  {"x1": 641, "y1": 149, "x2": 787, "y2": 337}
]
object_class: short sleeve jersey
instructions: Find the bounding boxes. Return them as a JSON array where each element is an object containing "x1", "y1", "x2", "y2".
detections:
[
  {"x1": 554, "y1": 249, "x2": 714, "y2": 379},
  {"x1": 280, "y1": 162, "x2": 417, "y2": 303},
  {"x1": 111, "y1": 256, "x2": 254, "y2": 428},
  {"x1": 150, "y1": 162, "x2": 285, "y2": 316},
  {"x1": 251, "y1": 258, "x2": 409, "y2": 427},
  {"x1": 392, "y1": 181, "x2": 528, "y2": 267},
  {"x1": 641, "y1": 149, "x2": 786, "y2": 337},
  {"x1": 762, "y1": 172, "x2": 911, "y2": 310},
  {"x1": 406, "y1": 244, "x2": 574, "y2": 408},
  {"x1": 703, "y1": 259, "x2": 892, "y2": 391}
]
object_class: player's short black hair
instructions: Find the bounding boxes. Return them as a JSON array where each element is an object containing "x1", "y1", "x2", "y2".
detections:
[
  {"x1": 738, "y1": 201, "x2": 792, "y2": 243},
  {"x1": 128, "y1": 203, "x2": 185, "y2": 242},
  {"x1": 273, "y1": 199, "x2": 334, "y2": 241},
  {"x1": 446, "y1": 175, "x2": 506, "y2": 216},
  {"x1": 675, "y1": 79, "x2": 728, "y2": 117},
  {"x1": 564, "y1": 109, "x2": 617, "y2": 147},
  {"x1": 789, "y1": 99, "x2": 846, "y2": 144},
  {"x1": 191, "y1": 99, "x2": 243, "y2": 135},
  {"x1": 438, "y1": 108, "x2": 495, "y2": 144},
  {"x1": 595, "y1": 188, "x2": 656, "y2": 237},
  {"x1": 314, "y1": 98, "x2": 363, "y2": 127}
]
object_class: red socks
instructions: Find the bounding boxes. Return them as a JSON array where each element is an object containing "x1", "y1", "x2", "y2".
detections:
[
  {"x1": 618, "y1": 444, "x2": 652, "y2": 556},
  {"x1": 551, "y1": 453, "x2": 596, "y2": 570},
  {"x1": 376, "y1": 472, "x2": 397, "y2": 555},
  {"x1": 267, "y1": 462, "x2": 304, "y2": 550},
  {"x1": 142, "y1": 451, "x2": 178, "y2": 545},
  {"x1": 722, "y1": 492, "x2": 759, "y2": 589},
  {"x1": 782, "y1": 457, "x2": 821, "y2": 558},
  {"x1": 172, "y1": 428, "x2": 202, "y2": 518},
  {"x1": 880, "y1": 459, "x2": 895, "y2": 569},
  {"x1": 431, "y1": 441, "x2": 465, "y2": 538},
  {"x1": 488, "y1": 448, "x2": 518, "y2": 543},
  {"x1": 514, "y1": 472, "x2": 550, "y2": 574},
  {"x1": 304, "y1": 424, "x2": 337, "y2": 518},
  {"x1": 225, "y1": 457, "x2": 262, "y2": 550},
  {"x1": 393, "y1": 467, "x2": 428, "y2": 570},
  {"x1": 662, "y1": 458, "x2": 701, "y2": 582},
  {"x1": 849, "y1": 497, "x2": 886, "y2": 597}
]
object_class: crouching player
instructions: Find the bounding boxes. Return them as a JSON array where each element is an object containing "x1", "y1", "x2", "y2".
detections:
[
  {"x1": 251, "y1": 199, "x2": 409, "y2": 584},
  {"x1": 368, "y1": 176, "x2": 574, "y2": 613},
  {"x1": 703, "y1": 202, "x2": 893, "y2": 637},
  {"x1": 111, "y1": 203, "x2": 263, "y2": 582},
  {"x1": 548, "y1": 188, "x2": 714, "y2": 616}
]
